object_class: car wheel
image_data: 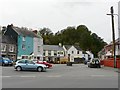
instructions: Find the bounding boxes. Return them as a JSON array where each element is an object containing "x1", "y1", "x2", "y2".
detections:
[
  {"x1": 99, "y1": 65, "x2": 101, "y2": 68},
  {"x1": 16, "y1": 66, "x2": 22, "y2": 71},
  {"x1": 37, "y1": 67, "x2": 43, "y2": 72}
]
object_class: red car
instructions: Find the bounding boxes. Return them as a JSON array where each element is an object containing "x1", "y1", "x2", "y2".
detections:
[{"x1": 36, "y1": 61, "x2": 52, "y2": 68}]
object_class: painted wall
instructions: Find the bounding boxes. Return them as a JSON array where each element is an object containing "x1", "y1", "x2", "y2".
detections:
[
  {"x1": 17, "y1": 35, "x2": 33, "y2": 57},
  {"x1": 33, "y1": 38, "x2": 43, "y2": 58},
  {"x1": 68, "y1": 46, "x2": 83, "y2": 58},
  {"x1": 118, "y1": 1, "x2": 120, "y2": 56},
  {"x1": 118, "y1": 1, "x2": 120, "y2": 39}
]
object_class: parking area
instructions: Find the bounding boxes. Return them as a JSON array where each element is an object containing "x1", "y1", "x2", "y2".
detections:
[{"x1": 1, "y1": 64, "x2": 118, "y2": 88}]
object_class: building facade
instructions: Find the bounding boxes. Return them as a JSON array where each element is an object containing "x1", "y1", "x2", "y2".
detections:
[
  {"x1": 43, "y1": 45, "x2": 64, "y2": 62},
  {"x1": 0, "y1": 35, "x2": 17, "y2": 60},
  {"x1": 4, "y1": 24, "x2": 43, "y2": 60},
  {"x1": 63, "y1": 45, "x2": 84, "y2": 63},
  {"x1": 118, "y1": 1, "x2": 120, "y2": 56}
]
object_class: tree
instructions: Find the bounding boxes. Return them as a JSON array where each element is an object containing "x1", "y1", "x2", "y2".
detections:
[{"x1": 39, "y1": 25, "x2": 107, "y2": 57}]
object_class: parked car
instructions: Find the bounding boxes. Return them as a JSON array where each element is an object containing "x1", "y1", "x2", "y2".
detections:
[
  {"x1": 14, "y1": 59, "x2": 47, "y2": 72},
  {"x1": 88, "y1": 58, "x2": 101, "y2": 68},
  {"x1": 38, "y1": 61, "x2": 52, "y2": 68},
  {"x1": 0, "y1": 57, "x2": 13, "y2": 66}
]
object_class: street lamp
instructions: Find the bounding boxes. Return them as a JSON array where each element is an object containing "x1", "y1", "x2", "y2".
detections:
[{"x1": 107, "y1": 6, "x2": 117, "y2": 68}]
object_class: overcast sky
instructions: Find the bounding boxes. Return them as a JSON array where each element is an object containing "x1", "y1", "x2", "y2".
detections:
[{"x1": 0, "y1": 0, "x2": 119, "y2": 43}]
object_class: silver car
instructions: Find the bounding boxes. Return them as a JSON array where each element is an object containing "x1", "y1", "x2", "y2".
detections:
[{"x1": 14, "y1": 59, "x2": 47, "y2": 72}]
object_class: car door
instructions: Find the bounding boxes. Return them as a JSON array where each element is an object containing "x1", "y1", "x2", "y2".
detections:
[
  {"x1": 25, "y1": 60, "x2": 36, "y2": 70},
  {"x1": 17, "y1": 60, "x2": 26, "y2": 70}
]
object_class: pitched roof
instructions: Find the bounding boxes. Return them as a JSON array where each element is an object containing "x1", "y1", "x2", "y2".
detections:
[
  {"x1": 7, "y1": 25, "x2": 40, "y2": 38},
  {"x1": 64, "y1": 45, "x2": 82, "y2": 51},
  {"x1": 43, "y1": 45, "x2": 64, "y2": 51},
  {"x1": 0, "y1": 35, "x2": 16, "y2": 44},
  {"x1": 63, "y1": 45, "x2": 72, "y2": 50},
  {"x1": 74, "y1": 46, "x2": 82, "y2": 51},
  {"x1": 12, "y1": 26, "x2": 40, "y2": 38}
]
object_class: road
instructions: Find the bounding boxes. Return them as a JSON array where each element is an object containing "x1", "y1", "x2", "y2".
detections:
[{"x1": 1, "y1": 64, "x2": 118, "y2": 88}]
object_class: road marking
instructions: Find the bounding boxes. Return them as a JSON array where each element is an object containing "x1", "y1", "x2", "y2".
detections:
[
  {"x1": 47, "y1": 75, "x2": 62, "y2": 77},
  {"x1": 20, "y1": 76, "x2": 36, "y2": 78},
  {"x1": 91, "y1": 75, "x2": 105, "y2": 77},
  {"x1": 2, "y1": 76, "x2": 11, "y2": 78}
]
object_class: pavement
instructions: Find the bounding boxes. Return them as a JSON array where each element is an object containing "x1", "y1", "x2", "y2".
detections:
[{"x1": 1, "y1": 64, "x2": 119, "y2": 88}]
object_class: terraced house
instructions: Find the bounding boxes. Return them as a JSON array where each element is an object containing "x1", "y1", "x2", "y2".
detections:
[
  {"x1": 43, "y1": 44, "x2": 64, "y2": 63},
  {"x1": 4, "y1": 24, "x2": 43, "y2": 60}
]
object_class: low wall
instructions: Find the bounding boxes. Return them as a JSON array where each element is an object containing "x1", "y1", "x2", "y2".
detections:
[{"x1": 102, "y1": 58, "x2": 120, "y2": 68}]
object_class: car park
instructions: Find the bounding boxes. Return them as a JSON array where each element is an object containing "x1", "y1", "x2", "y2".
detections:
[
  {"x1": 0, "y1": 57, "x2": 13, "y2": 66},
  {"x1": 88, "y1": 58, "x2": 101, "y2": 68},
  {"x1": 14, "y1": 59, "x2": 47, "y2": 72}
]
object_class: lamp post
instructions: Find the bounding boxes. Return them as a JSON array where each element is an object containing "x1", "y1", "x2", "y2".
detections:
[{"x1": 107, "y1": 6, "x2": 116, "y2": 68}]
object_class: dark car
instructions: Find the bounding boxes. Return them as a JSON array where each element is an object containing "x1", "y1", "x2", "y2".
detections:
[
  {"x1": 0, "y1": 57, "x2": 13, "y2": 66},
  {"x1": 88, "y1": 58, "x2": 101, "y2": 68}
]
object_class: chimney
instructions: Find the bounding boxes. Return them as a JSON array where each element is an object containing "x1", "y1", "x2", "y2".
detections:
[{"x1": 59, "y1": 43, "x2": 62, "y2": 47}]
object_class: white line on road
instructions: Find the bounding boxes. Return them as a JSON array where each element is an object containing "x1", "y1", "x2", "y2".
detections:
[
  {"x1": 91, "y1": 75, "x2": 105, "y2": 77},
  {"x1": 47, "y1": 75, "x2": 62, "y2": 77},
  {"x1": 2, "y1": 76, "x2": 12, "y2": 78},
  {"x1": 20, "y1": 76, "x2": 36, "y2": 78}
]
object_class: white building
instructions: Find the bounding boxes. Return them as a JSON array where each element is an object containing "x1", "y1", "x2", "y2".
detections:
[
  {"x1": 118, "y1": 1, "x2": 120, "y2": 55},
  {"x1": 31, "y1": 30, "x2": 43, "y2": 61},
  {"x1": 63, "y1": 45, "x2": 84, "y2": 63},
  {"x1": 43, "y1": 45, "x2": 64, "y2": 62}
]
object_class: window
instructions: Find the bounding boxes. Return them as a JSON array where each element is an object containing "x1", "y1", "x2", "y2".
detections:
[
  {"x1": 72, "y1": 51, "x2": 74, "y2": 54},
  {"x1": 1, "y1": 44, "x2": 7, "y2": 51},
  {"x1": 18, "y1": 60, "x2": 25, "y2": 64},
  {"x1": 9, "y1": 45, "x2": 14, "y2": 52},
  {"x1": 48, "y1": 50, "x2": 51, "y2": 56},
  {"x1": 58, "y1": 51, "x2": 63, "y2": 54},
  {"x1": 54, "y1": 51, "x2": 57, "y2": 56},
  {"x1": 22, "y1": 36, "x2": 25, "y2": 41},
  {"x1": 22, "y1": 44, "x2": 26, "y2": 50},
  {"x1": 77, "y1": 51, "x2": 79, "y2": 54},
  {"x1": 118, "y1": 45, "x2": 120, "y2": 50},
  {"x1": 43, "y1": 50, "x2": 45, "y2": 56},
  {"x1": 38, "y1": 46, "x2": 40, "y2": 52}
]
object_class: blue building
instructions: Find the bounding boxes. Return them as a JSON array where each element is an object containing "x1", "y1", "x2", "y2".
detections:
[{"x1": 4, "y1": 24, "x2": 40, "y2": 59}]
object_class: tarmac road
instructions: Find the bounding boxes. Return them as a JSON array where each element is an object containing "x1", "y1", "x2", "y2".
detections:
[{"x1": 1, "y1": 64, "x2": 118, "y2": 88}]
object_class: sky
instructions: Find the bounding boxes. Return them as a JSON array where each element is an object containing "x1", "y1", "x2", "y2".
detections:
[{"x1": 0, "y1": 0, "x2": 120, "y2": 43}]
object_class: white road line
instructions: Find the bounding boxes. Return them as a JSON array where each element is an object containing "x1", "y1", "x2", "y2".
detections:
[
  {"x1": 2, "y1": 76, "x2": 11, "y2": 78},
  {"x1": 20, "y1": 76, "x2": 36, "y2": 78},
  {"x1": 47, "y1": 75, "x2": 62, "y2": 77},
  {"x1": 91, "y1": 75, "x2": 105, "y2": 77}
]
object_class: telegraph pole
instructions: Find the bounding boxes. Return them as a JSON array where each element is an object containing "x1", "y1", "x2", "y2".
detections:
[{"x1": 107, "y1": 6, "x2": 116, "y2": 68}]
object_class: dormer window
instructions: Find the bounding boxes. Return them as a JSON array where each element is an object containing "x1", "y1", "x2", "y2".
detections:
[{"x1": 22, "y1": 36, "x2": 25, "y2": 41}]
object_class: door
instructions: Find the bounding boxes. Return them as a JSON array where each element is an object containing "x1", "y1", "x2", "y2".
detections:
[{"x1": 25, "y1": 60, "x2": 36, "y2": 70}]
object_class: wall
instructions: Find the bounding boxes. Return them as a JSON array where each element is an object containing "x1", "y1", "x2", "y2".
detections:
[
  {"x1": 103, "y1": 58, "x2": 120, "y2": 68},
  {"x1": 17, "y1": 35, "x2": 33, "y2": 57},
  {"x1": 33, "y1": 37, "x2": 43, "y2": 60}
]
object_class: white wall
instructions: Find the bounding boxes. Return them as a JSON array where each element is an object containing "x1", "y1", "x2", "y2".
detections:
[
  {"x1": 33, "y1": 38, "x2": 43, "y2": 60},
  {"x1": 86, "y1": 51, "x2": 94, "y2": 60},
  {"x1": 118, "y1": 1, "x2": 120, "y2": 39},
  {"x1": 67, "y1": 46, "x2": 83, "y2": 62}
]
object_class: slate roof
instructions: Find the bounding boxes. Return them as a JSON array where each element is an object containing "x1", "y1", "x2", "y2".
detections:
[
  {"x1": 63, "y1": 45, "x2": 72, "y2": 50},
  {"x1": 12, "y1": 26, "x2": 40, "y2": 38},
  {"x1": 0, "y1": 35, "x2": 16, "y2": 44},
  {"x1": 74, "y1": 46, "x2": 82, "y2": 51},
  {"x1": 43, "y1": 45, "x2": 64, "y2": 51},
  {"x1": 64, "y1": 45, "x2": 82, "y2": 51}
]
